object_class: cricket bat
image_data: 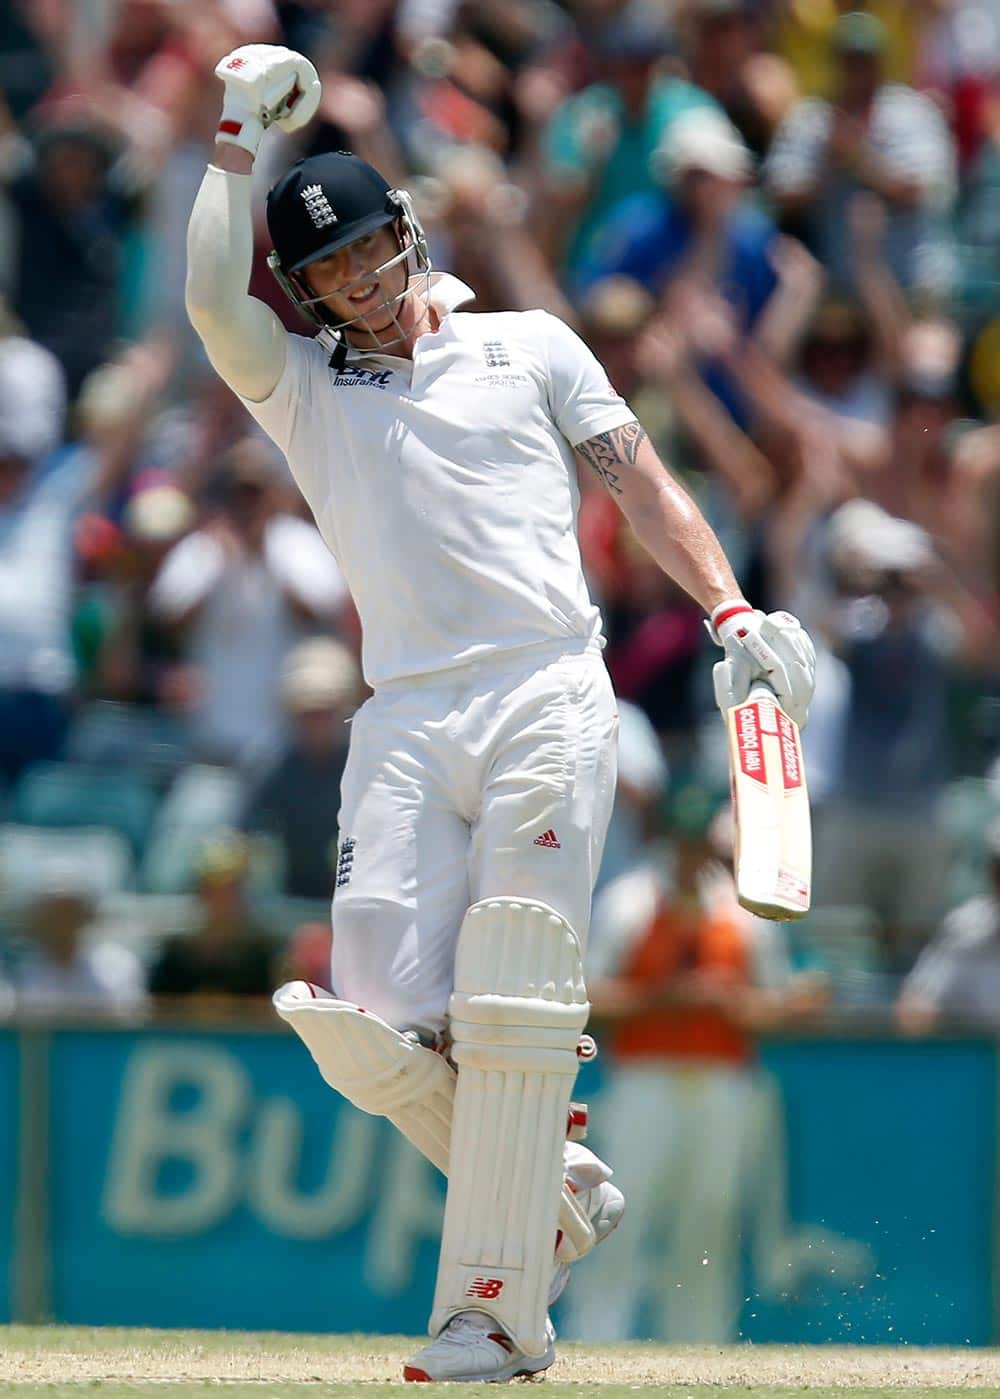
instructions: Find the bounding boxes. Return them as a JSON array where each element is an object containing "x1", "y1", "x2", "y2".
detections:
[{"x1": 726, "y1": 683, "x2": 811, "y2": 920}]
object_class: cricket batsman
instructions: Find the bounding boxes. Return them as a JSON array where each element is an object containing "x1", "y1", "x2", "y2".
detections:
[{"x1": 185, "y1": 44, "x2": 816, "y2": 1382}]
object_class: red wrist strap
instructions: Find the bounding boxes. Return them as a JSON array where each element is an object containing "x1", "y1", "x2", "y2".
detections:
[
  {"x1": 218, "y1": 119, "x2": 243, "y2": 136},
  {"x1": 712, "y1": 601, "x2": 753, "y2": 633}
]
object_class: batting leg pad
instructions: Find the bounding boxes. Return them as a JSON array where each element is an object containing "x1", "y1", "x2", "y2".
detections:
[
  {"x1": 430, "y1": 898, "x2": 590, "y2": 1357},
  {"x1": 272, "y1": 981, "x2": 455, "y2": 1173}
]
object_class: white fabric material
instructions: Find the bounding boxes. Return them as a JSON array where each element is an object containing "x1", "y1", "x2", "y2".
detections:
[
  {"x1": 14, "y1": 942, "x2": 147, "y2": 1017},
  {"x1": 186, "y1": 167, "x2": 288, "y2": 403},
  {"x1": 186, "y1": 165, "x2": 634, "y2": 688},
  {"x1": 273, "y1": 981, "x2": 455, "y2": 1169},
  {"x1": 431, "y1": 898, "x2": 589, "y2": 1356},
  {"x1": 149, "y1": 515, "x2": 347, "y2": 763},
  {"x1": 215, "y1": 45, "x2": 321, "y2": 155},
  {"x1": 0, "y1": 337, "x2": 66, "y2": 460},
  {"x1": 330, "y1": 645, "x2": 618, "y2": 1034},
  {"x1": 238, "y1": 278, "x2": 633, "y2": 688},
  {"x1": 272, "y1": 978, "x2": 601, "y2": 1264}
]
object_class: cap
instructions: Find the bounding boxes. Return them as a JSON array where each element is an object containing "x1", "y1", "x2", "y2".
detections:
[
  {"x1": 267, "y1": 151, "x2": 397, "y2": 276},
  {"x1": 194, "y1": 831, "x2": 251, "y2": 885},
  {"x1": 579, "y1": 276, "x2": 654, "y2": 336},
  {"x1": 0, "y1": 336, "x2": 66, "y2": 461},
  {"x1": 828, "y1": 501, "x2": 933, "y2": 574},
  {"x1": 832, "y1": 11, "x2": 888, "y2": 56},
  {"x1": 597, "y1": 12, "x2": 673, "y2": 61},
  {"x1": 124, "y1": 483, "x2": 195, "y2": 543},
  {"x1": 281, "y1": 637, "x2": 361, "y2": 714},
  {"x1": 656, "y1": 108, "x2": 753, "y2": 181}
]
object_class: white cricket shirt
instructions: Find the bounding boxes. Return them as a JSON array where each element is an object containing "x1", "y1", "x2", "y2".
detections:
[{"x1": 239, "y1": 275, "x2": 635, "y2": 688}]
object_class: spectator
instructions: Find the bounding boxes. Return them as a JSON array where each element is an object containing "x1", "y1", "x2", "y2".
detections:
[
  {"x1": 93, "y1": 478, "x2": 195, "y2": 707},
  {"x1": 773, "y1": 0, "x2": 926, "y2": 98},
  {"x1": 794, "y1": 298, "x2": 891, "y2": 428},
  {"x1": 814, "y1": 504, "x2": 987, "y2": 964},
  {"x1": 576, "y1": 109, "x2": 779, "y2": 426},
  {"x1": 148, "y1": 438, "x2": 348, "y2": 766},
  {"x1": 242, "y1": 637, "x2": 361, "y2": 900},
  {"x1": 896, "y1": 821, "x2": 1000, "y2": 1033},
  {"x1": 535, "y1": 11, "x2": 717, "y2": 281},
  {"x1": 767, "y1": 11, "x2": 957, "y2": 299},
  {"x1": 677, "y1": 0, "x2": 799, "y2": 158},
  {"x1": 569, "y1": 782, "x2": 826, "y2": 1342},
  {"x1": 595, "y1": 697, "x2": 669, "y2": 892},
  {"x1": 0, "y1": 325, "x2": 72, "y2": 782},
  {"x1": 148, "y1": 831, "x2": 279, "y2": 999},
  {"x1": 1, "y1": 121, "x2": 137, "y2": 395},
  {"x1": 6, "y1": 868, "x2": 147, "y2": 1018}
]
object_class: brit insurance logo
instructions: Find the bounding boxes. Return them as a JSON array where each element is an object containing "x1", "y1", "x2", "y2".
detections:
[{"x1": 331, "y1": 366, "x2": 393, "y2": 390}]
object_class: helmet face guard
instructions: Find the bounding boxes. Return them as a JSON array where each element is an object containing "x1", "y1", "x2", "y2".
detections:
[{"x1": 267, "y1": 189, "x2": 433, "y2": 359}]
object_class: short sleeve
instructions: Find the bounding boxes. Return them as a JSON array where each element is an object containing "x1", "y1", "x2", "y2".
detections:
[
  {"x1": 237, "y1": 333, "x2": 334, "y2": 512},
  {"x1": 542, "y1": 89, "x2": 617, "y2": 185},
  {"x1": 538, "y1": 311, "x2": 636, "y2": 446},
  {"x1": 148, "y1": 531, "x2": 225, "y2": 620},
  {"x1": 237, "y1": 332, "x2": 317, "y2": 459},
  {"x1": 766, "y1": 100, "x2": 829, "y2": 194}
]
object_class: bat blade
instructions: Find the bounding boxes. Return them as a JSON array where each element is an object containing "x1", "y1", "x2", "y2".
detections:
[{"x1": 726, "y1": 684, "x2": 812, "y2": 921}]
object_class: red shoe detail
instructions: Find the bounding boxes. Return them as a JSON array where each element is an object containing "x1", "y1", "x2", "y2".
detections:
[
  {"x1": 402, "y1": 1366, "x2": 432, "y2": 1381},
  {"x1": 488, "y1": 1334, "x2": 514, "y2": 1354}
]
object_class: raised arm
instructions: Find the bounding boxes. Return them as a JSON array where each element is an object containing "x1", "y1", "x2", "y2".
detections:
[{"x1": 185, "y1": 45, "x2": 321, "y2": 403}]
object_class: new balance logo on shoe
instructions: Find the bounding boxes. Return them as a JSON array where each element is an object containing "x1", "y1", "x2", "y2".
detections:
[
  {"x1": 533, "y1": 828, "x2": 561, "y2": 849},
  {"x1": 466, "y1": 1277, "x2": 504, "y2": 1300}
]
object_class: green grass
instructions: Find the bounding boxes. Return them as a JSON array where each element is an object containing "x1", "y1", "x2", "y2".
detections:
[{"x1": 2, "y1": 1326, "x2": 999, "y2": 1399}]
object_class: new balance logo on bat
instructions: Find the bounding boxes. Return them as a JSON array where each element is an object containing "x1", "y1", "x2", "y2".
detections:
[
  {"x1": 466, "y1": 1277, "x2": 504, "y2": 1299},
  {"x1": 534, "y1": 828, "x2": 561, "y2": 849}
]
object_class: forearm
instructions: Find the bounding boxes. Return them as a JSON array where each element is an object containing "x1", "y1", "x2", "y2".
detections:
[
  {"x1": 185, "y1": 153, "x2": 287, "y2": 402},
  {"x1": 575, "y1": 424, "x2": 742, "y2": 613},
  {"x1": 626, "y1": 468, "x2": 742, "y2": 613}
]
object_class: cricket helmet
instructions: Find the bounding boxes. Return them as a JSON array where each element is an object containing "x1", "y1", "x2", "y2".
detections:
[{"x1": 266, "y1": 151, "x2": 431, "y2": 352}]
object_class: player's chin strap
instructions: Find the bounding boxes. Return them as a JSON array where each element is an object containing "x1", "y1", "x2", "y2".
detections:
[{"x1": 272, "y1": 978, "x2": 599, "y2": 1266}]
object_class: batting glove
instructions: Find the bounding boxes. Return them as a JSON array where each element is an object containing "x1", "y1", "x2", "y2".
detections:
[
  {"x1": 708, "y1": 599, "x2": 816, "y2": 729},
  {"x1": 215, "y1": 45, "x2": 322, "y2": 157}
]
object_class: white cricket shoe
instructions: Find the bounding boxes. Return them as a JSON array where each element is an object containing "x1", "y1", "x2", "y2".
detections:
[
  {"x1": 549, "y1": 1175, "x2": 626, "y2": 1305},
  {"x1": 403, "y1": 1311, "x2": 556, "y2": 1383}
]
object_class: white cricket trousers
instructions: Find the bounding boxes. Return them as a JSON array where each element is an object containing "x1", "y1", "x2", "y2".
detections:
[{"x1": 331, "y1": 640, "x2": 619, "y2": 1035}]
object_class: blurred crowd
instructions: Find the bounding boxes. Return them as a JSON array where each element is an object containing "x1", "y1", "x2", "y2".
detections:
[{"x1": 0, "y1": 0, "x2": 999, "y2": 1032}]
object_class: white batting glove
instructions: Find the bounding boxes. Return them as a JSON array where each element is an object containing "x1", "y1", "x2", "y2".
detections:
[
  {"x1": 708, "y1": 600, "x2": 816, "y2": 729},
  {"x1": 215, "y1": 45, "x2": 322, "y2": 157}
]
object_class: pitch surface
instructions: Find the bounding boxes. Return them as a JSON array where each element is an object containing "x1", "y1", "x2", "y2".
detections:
[{"x1": 2, "y1": 1326, "x2": 999, "y2": 1398}]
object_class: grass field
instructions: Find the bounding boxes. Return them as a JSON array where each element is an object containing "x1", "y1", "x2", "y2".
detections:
[{"x1": 2, "y1": 1327, "x2": 1000, "y2": 1399}]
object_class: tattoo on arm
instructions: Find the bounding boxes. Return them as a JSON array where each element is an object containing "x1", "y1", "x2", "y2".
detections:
[{"x1": 576, "y1": 421, "x2": 647, "y2": 496}]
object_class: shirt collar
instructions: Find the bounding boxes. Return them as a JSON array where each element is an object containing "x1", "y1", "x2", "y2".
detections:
[{"x1": 322, "y1": 273, "x2": 476, "y2": 365}]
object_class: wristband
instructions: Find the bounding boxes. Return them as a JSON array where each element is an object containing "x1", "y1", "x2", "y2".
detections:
[
  {"x1": 709, "y1": 598, "x2": 754, "y2": 643},
  {"x1": 216, "y1": 101, "x2": 264, "y2": 156}
]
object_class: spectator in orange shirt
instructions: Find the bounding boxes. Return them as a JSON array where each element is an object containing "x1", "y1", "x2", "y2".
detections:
[{"x1": 566, "y1": 782, "x2": 826, "y2": 1342}]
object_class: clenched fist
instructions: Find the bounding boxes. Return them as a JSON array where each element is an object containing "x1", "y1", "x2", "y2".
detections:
[{"x1": 215, "y1": 44, "x2": 321, "y2": 156}]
